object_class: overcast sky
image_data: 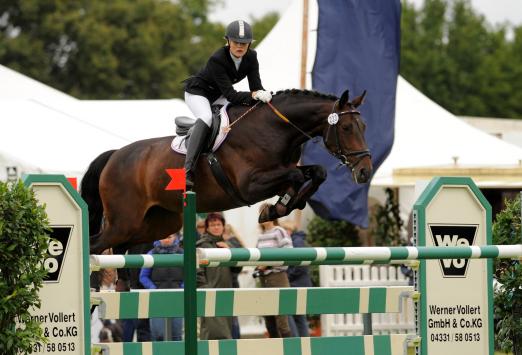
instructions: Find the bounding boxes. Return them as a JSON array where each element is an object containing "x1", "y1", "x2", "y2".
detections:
[{"x1": 209, "y1": 0, "x2": 522, "y2": 27}]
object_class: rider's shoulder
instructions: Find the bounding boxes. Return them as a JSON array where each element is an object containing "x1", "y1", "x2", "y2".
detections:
[{"x1": 208, "y1": 46, "x2": 229, "y2": 62}]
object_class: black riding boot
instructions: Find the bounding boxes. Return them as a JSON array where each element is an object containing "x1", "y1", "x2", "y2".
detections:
[{"x1": 184, "y1": 119, "x2": 210, "y2": 190}]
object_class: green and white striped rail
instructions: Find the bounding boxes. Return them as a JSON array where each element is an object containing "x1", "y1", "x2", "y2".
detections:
[
  {"x1": 197, "y1": 245, "x2": 522, "y2": 266},
  {"x1": 90, "y1": 245, "x2": 522, "y2": 270},
  {"x1": 92, "y1": 334, "x2": 419, "y2": 355},
  {"x1": 92, "y1": 286, "x2": 415, "y2": 319}
]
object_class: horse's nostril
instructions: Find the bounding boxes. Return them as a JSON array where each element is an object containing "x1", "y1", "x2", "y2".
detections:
[{"x1": 359, "y1": 168, "x2": 369, "y2": 181}]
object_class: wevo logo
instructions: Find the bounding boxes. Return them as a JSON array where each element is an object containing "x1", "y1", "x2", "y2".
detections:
[
  {"x1": 428, "y1": 224, "x2": 478, "y2": 278},
  {"x1": 44, "y1": 226, "x2": 73, "y2": 283}
]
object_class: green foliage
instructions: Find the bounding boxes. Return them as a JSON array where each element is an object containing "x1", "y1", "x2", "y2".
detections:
[
  {"x1": 0, "y1": 0, "x2": 280, "y2": 100},
  {"x1": 306, "y1": 215, "x2": 360, "y2": 286},
  {"x1": 492, "y1": 195, "x2": 522, "y2": 353},
  {"x1": 401, "y1": 0, "x2": 522, "y2": 118},
  {"x1": 0, "y1": 0, "x2": 208, "y2": 99},
  {"x1": 0, "y1": 181, "x2": 50, "y2": 355},
  {"x1": 306, "y1": 215, "x2": 361, "y2": 248},
  {"x1": 371, "y1": 188, "x2": 404, "y2": 246}
]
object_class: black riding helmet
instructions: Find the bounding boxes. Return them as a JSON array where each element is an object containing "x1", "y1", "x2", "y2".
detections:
[{"x1": 224, "y1": 20, "x2": 254, "y2": 43}]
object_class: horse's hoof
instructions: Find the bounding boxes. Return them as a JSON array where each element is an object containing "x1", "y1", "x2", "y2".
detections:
[{"x1": 296, "y1": 201, "x2": 306, "y2": 210}]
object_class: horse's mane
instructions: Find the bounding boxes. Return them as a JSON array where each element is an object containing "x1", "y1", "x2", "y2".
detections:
[{"x1": 274, "y1": 89, "x2": 337, "y2": 101}]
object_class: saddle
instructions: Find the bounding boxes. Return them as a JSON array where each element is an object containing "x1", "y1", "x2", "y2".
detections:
[
  {"x1": 174, "y1": 105, "x2": 222, "y2": 151},
  {"x1": 173, "y1": 105, "x2": 250, "y2": 207}
]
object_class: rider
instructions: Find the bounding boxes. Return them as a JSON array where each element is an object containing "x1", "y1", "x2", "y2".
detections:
[{"x1": 183, "y1": 19, "x2": 272, "y2": 190}]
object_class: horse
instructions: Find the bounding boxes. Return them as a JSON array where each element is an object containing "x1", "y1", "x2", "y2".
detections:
[{"x1": 81, "y1": 89, "x2": 372, "y2": 255}]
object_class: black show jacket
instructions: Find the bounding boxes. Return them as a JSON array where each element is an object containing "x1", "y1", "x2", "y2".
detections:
[{"x1": 184, "y1": 46, "x2": 264, "y2": 105}]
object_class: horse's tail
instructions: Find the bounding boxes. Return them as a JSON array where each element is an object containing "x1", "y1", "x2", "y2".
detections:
[{"x1": 80, "y1": 150, "x2": 116, "y2": 236}]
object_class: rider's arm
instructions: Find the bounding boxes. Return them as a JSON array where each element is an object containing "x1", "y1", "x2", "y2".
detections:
[{"x1": 246, "y1": 50, "x2": 264, "y2": 92}]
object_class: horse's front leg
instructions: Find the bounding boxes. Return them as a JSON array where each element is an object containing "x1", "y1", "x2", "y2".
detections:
[
  {"x1": 257, "y1": 165, "x2": 327, "y2": 223},
  {"x1": 245, "y1": 168, "x2": 305, "y2": 222},
  {"x1": 288, "y1": 165, "x2": 327, "y2": 210}
]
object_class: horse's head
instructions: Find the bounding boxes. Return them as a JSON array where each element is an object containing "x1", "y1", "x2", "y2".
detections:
[{"x1": 323, "y1": 90, "x2": 373, "y2": 183}]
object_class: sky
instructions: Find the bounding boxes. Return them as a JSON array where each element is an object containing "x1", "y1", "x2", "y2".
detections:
[{"x1": 208, "y1": 0, "x2": 522, "y2": 27}]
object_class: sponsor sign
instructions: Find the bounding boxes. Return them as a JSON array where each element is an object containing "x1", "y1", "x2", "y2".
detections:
[
  {"x1": 24, "y1": 175, "x2": 90, "y2": 354},
  {"x1": 414, "y1": 177, "x2": 493, "y2": 355}
]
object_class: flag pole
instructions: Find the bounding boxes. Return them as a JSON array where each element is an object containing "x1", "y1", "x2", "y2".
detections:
[
  {"x1": 300, "y1": 0, "x2": 309, "y2": 90},
  {"x1": 295, "y1": 0, "x2": 309, "y2": 229}
]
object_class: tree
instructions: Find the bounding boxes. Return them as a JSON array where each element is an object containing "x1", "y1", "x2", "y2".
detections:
[
  {"x1": 0, "y1": 0, "x2": 218, "y2": 99},
  {"x1": 0, "y1": 181, "x2": 50, "y2": 355},
  {"x1": 401, "y1": 0, "x2": 522, "y2": 119},
  {"x1": 492, "y1": 195, "x2": 522, "y2": 353}
]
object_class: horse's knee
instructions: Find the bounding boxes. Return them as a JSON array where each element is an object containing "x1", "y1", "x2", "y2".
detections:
[
  {"x1": 311, "y1": 166, "x2": 327, "y2": 183},
  {"x1": 288, "y1": 170, "x2": 305, "y2": 184}
]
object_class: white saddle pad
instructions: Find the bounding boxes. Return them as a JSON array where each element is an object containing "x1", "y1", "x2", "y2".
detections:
[{"x1": 171, "y1": 105, "x2": 230, "y2": 155}]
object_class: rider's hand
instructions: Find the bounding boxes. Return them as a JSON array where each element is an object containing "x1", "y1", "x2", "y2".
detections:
[{"x1": 253, "y1": 90, "x2": 272, "y2": 103}]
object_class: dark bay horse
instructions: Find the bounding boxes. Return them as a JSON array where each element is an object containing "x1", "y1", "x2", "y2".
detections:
[{"x1": 81, "y1": 89, "x2": 372, "y2": 255}]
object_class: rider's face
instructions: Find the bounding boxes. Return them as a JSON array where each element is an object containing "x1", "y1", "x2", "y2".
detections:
[{"x1": 229, "y1": 40, "x2": 249, "y2": 58}]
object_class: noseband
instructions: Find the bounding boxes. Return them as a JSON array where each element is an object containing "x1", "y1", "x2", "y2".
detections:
[{"x1": 324, "y1": 100, "x2": 371, "y2": 170}]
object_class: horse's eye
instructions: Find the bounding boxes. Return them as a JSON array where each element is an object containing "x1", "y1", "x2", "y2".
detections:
[{"x1": 342, "y1": 124, "x2": 353, "y2": 132}]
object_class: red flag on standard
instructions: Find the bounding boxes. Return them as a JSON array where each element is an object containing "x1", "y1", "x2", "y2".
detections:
[{"x1": 165, "y1": 168, "x2": 186, "y2": 191}]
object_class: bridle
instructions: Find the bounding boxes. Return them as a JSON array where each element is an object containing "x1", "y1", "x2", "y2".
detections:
[
  {"x1": 257, "y1": 99, "x2": 371, "y2": 171},
  {"x1": 323, "y1": 100, "x2": 371, "y2": 170}
]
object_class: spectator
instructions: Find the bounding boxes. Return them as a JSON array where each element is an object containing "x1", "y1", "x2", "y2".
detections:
[
  {"x1": 256, "y1": 203, "x2": 293, "y2": 338},
  {"x1": 223, "y1": 223, "x2": 245, "y2": 339},
  {"x1": 99, "y1": 320, "x2": 123, "y2": 343},
  {"x1": 100, "y1": 249, "x2": 117, "y2": 291},
  {"x1": 139, "y1": 234, "x2": 184, "y2": 341},
  {"x1": 196, "y1": 218, "x2": 205, "y2": 239},
  {"x1": 280, "y1": 220, "x2": 313, "y2": 337},
  {"x1": 197, "y1": 213, "x2": 238, "y2": 339},
  {"x1": 118, "y1": 242, "x2": 153, "y2": 342}
]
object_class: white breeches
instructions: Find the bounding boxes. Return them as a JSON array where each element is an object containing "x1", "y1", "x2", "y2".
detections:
[{"x1": 184, "y1": 92, "x2": 229, "y2": 127}]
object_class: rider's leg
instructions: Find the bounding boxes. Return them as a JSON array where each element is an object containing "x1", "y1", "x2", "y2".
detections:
[{"x1": 184, "y1": 92, "x2": 212, "y2": 190}]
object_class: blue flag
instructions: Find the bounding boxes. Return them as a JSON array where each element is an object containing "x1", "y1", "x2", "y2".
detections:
[{"x1": 302, "y1": 0, "x2": 401, "y2": 227}]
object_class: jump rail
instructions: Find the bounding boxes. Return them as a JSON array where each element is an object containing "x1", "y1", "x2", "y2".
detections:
[{"x1": 90, "y1": 245, "x2": 522, "y2": 269}]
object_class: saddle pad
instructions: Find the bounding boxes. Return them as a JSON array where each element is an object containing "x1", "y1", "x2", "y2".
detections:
[{"x1": 171, "y1": 105, "x2": 230, "y2": 155}]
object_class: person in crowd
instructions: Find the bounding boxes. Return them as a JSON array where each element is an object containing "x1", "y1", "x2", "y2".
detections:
[
  {"x1": 139, "y1": 233, "x2": 184, "y2": 341},
  {"x1": 197, "y1": 213, "x2": 240, "y2": 339},
  {"x1": 118, "y1": 242, "x2": 153, "y2": 342},
  {"x1": 99, "y1": 248, "x2": 117, "y2": 291},
  {"x1": 255, "y1": 203, "x2": 293, "y2": 338},
  {"x1": 223, "y1": 223, "x2": 245, "y2": 339},
  {"x1": 99, "y1": 320, "x2": 123, "y2": 343},
  {"x1": 280, "y1": 220, "x2": 313, "y2": 337},
  {"x1": 196, "y1": 218, "x2": 206, "y2": 239},
  {"x1": 182, "y1": 20, "x2": 272, "y2": 190}
]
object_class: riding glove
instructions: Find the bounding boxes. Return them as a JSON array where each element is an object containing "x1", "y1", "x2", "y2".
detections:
[{"x1": 253, "y1": 90, "x2": 272, "y2": 103}]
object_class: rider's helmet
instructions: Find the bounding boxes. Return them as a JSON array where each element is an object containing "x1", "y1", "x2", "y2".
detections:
[{"x1": 224, "y1": 20, "x2": 253, "y2": 43}]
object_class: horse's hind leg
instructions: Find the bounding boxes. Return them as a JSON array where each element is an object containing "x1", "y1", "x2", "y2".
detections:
[{"x1": 138, "y1": 206, "x2": 183, "y2": 244}]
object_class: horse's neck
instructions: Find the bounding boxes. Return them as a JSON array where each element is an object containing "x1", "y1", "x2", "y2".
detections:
[{"x1": 274, "y1": 96, "x2": 332, "y2": 138}]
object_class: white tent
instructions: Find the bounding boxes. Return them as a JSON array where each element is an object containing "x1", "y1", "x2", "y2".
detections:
[{"x1": 0, "y1": 65, "x2": 192, "y2": 179}]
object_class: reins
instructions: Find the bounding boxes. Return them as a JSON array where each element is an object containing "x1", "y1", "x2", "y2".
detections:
[
  {"x1": 223, "y1": 101, "x2": 261, "y2": 133},
  {"x1": 266, "y1": 102, "x2": 313, "y2": 140},
  {"x1": 221, "y1": 98, "x2": 370, "y2": 172}
]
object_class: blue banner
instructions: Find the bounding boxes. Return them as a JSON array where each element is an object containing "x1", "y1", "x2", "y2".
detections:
[{"x1": 303, "y1": 0, "x2": 401, "y2": 227}]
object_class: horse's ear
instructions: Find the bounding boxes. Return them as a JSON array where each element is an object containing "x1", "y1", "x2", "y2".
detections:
[
  {"x1": 339, "y1": 90, "x2": 349, "y2": 108},
  {"x1": 351, "y1": 90, "x2": 367, "y2": 108}
]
